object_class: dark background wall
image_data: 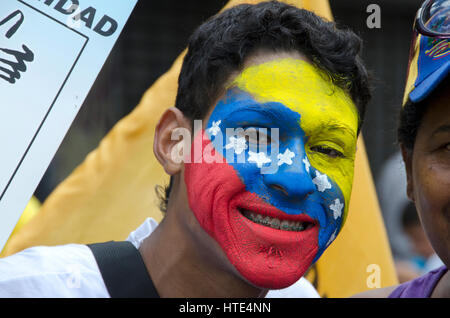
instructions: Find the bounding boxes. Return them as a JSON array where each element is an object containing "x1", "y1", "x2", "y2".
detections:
[{"x1": 34, "y1": 0, "x2": 423, "y2": 206}]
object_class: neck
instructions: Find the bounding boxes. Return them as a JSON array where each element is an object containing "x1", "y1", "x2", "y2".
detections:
[
  {"x1": 139, "y1": 208, "x2": 268, "y2": 298},
  {"x1": 431, "y1": 268, "x2": 450, "y2": 298}
]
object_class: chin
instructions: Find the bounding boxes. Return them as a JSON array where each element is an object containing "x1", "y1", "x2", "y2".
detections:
[
  {"x1": 233, "y1": 242, "x2": 318, "y2": 289},
  {"x1": 225, "y1": 192, "x2": 320, "y2": 289}
]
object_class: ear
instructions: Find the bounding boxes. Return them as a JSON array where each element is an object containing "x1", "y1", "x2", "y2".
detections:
[
  {"x1": 153, "y1": 107, "x2": 191, "y2": 176},
  {"x1": 400, "y1": 145, "x2": 415, "y2": 203}
]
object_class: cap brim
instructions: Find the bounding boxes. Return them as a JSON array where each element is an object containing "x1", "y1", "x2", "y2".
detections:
[{"x1": 409, "y1": 60, "x2": 450, "y2": 103}]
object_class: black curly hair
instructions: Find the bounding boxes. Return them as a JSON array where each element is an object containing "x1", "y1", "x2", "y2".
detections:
[
  {"x1": 397, "y1": 100, "x2": 429, "y2": 152},
  {"x1": 398, "y1": 76, "x2": 448, "y2": 152},
  {"x1": 157, "y1": 1, "x2": 372, "y2": 213}
]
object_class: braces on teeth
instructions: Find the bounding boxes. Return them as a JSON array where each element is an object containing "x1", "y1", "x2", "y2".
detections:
[{"x1": 241, "y1": 209, "x2": 312, "y2": 231}]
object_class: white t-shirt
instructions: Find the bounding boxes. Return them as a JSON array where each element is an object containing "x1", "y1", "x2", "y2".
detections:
[{"x1": 0, "y1": 218, "x2": 319, "y2": 298}]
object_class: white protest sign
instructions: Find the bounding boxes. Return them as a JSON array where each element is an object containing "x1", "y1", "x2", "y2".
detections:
[{"x1": 0, "y1": 0, "x2": 138, "y2": 251}]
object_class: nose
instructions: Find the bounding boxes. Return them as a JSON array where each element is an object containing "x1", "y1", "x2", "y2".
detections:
[
  {"x1": 262, "y1": 147, "x2": 315, "y2": 201},
  {"x1": 263, "y1": 167, "x2": 315, "y2": 201}
]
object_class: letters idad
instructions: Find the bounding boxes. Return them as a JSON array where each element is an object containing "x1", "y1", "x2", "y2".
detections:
[
  {"x1": 0, "y1": 0, "x2": 122, "y2": 85},
  {"x1": 37, "y1": 0, "x2": 119, "y2": 37}
]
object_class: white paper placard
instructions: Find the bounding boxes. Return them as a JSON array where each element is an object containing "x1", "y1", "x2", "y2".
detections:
[{"x1": 0, "y1": 0, "x2": 138, "y2": 250}]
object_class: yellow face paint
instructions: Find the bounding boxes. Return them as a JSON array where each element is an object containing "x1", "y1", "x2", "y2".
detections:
[{"x1": 231, "y1": 58, "x2": 359, "y2": 220}]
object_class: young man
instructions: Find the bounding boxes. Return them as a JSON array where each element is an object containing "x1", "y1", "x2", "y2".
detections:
[{"x1": 0, "y1": 1, "x2": 370, "y2": 297}]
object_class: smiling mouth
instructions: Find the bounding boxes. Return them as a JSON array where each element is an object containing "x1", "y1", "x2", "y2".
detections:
[{"x1": 238, "y1": 208, "x2": 315, "y2": 232}]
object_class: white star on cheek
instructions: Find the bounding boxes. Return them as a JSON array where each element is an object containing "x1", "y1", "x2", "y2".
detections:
[
  {"x1": 302, "y1": 156, "x2": 310, "y2": 173},
  {"x1": 248, "y1": 151, "x2": 272, "y2": 168},
  {"x1": 312, "y1": 171, "x2": 332, "y2": 192},
  {"x1": 277, "y1": 149, "x2": 295, "y2": 166},
  {"x1": 224, "y1": 136, "x2": 248, "y2": 155},
  {"x1": 330, "y1": 198, "x2": 344, "y2": 219},
  {"x1": 326, "y1": 230, "x2": 337, "y2": 247},
  {"x1": 207, "y1": 120, "x2": 221, "y2": 136}
]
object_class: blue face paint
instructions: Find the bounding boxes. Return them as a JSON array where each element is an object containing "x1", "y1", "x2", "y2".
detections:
[{"x1": 205, "y1": 88, "x2": 345, "y2": 260}]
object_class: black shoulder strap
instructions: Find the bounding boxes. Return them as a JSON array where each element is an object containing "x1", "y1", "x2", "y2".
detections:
[{"x1": 87, "y1": 241, "x2": 160, "y2": 298}]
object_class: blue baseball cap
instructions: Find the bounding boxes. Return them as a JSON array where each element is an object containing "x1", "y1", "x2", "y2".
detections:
[{"x1": 403, "y1": 0, "x2": 449, "y2": 106}]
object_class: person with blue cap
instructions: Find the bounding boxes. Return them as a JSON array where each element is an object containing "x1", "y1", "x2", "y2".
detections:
[{"x1": 354, "y1": 0, "x2": 449, "y2": 298}]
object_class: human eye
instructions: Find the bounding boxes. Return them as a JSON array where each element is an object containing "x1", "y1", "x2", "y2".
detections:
[
  {"x1": 239, "y1": 127, "x2": 272, "y2": 146},
  {"x1": 310, "y1": 145, "x2": 345, "y2": 158},
  {"x1": 431, "y1": 137, "x2": 450, "y2": 153},
  {"x1": 438, "y1": 142, "x2": 450, "y2": 155},
  {"x1": 432, "y1": 141, "x2": 450, "y2": 165}
]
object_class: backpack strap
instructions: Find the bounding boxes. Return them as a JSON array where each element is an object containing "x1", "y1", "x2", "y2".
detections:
[{"x1": 87, "y1": 241, "x2": 160, "y2": 298}]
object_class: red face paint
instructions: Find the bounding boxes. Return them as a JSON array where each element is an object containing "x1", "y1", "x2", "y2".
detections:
[{"x1": 184, "y1": 130, "x2": 319, "y2": 289}]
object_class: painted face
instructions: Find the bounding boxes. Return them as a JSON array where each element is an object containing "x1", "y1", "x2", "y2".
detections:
[{"x1": 184, "y1": 58, "x2": 359, "y2": 289}]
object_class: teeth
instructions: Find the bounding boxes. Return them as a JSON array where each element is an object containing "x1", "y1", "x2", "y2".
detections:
[
  {"x1": 297, "y1": 222, "x2": 305, "y2": 231},
  {"x1": 255, "y1": 214, "x2": 263, "y2": 223},
  {"x1": 262, "y1": 216, "x2": 271, "y2": 226},
  {"x1": 280, "y1": 220, "x2": 290, "y2": 230},
  {"x1": 270, "y1": 218, "x2": 280, "y2": 229},
  {"x1": 241, "y1": 209, "x2": 311, "y2": 232}
]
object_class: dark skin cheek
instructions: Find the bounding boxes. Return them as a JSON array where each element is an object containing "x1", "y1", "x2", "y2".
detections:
[{"x1": 413, "y1": 157, "x2": 450, "y2": 265}]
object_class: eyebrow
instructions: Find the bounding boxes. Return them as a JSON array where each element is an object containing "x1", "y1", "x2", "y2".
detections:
[
  {"x1": 226, "y1": 100, "x2": 357, "y2": 137},
  {"x1": 226, "y1": 101, "x2": 298, "y2": 125},
  {"x1": 431, "y1": 124, "x2": 450, "y2": 137},
  {"x1": 300, "y1": 119, "x2": 357, "y2": 136}
]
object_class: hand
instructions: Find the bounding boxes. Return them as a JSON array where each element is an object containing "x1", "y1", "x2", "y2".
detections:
[{"x1": 0, "y1": 10, "x2": 34, "y2": 84}]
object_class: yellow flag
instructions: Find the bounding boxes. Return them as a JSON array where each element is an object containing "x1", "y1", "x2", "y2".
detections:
[
  {"x1": 2, "y1": 0, "x2": 397, "y2": 297},
  {"x1": 0, "y1": 196, "x2": 40, "y2": 257}
]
